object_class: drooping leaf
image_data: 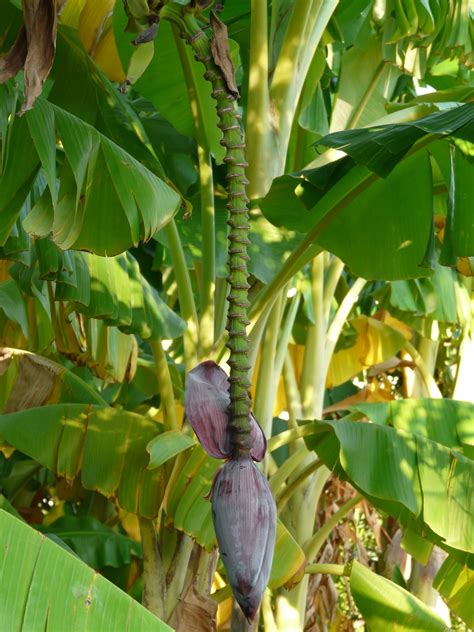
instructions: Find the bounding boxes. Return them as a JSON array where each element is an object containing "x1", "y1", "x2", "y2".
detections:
[
  {"x1": 55, "y1": 251, "x2": 185, "y2": 340},
  {"x1": 0, "y1": 95, "x2": 181, "y2": 255},
  {"x1": 320, "y1": 104, "x2": 474, "y2": 178},
  {"x1": 261, "y1": 105, "x2": 474, "y2": 279},
  {"x1": 0, "y1": 404, "x2": 164, "y2": 518},
  {"x1": 0, "y1": 510, "x2": 171, "y2": 631},
  {"x1": 350, "y1": 560, "x2": 447, "y2": 631},
  {"x1": 304, "y1": 415, "x2": 474, "y2": 556}
]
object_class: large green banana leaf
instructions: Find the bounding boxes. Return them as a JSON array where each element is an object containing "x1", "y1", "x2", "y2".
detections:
[
  {"x1": 261, "y1": 105, "x2": 474, "y2": 279},
  {"x1": 0, "y1": 404, "x2": 164, "y2": 518},
  {"x1": 0, "y1": 86, "x2": 180, "y2": 254},
  {"x1": 350, "y1": 398, "x2": 474, "y2": 458},
  {"x1": 350, "y1": 560, "x2": 447, "y2": 632},
  {"x1": 0, "y1": 510, "x2": 171, "y2": 631},
  {"x1": 54, "y1": 251, "x2": 185, "y2": 340},
  {"x1": 304, "y1": 405, "x2": 474, "y2": 557},
  {"x1": 434, "y1": 555, "x2": 474, "y2": 628}
]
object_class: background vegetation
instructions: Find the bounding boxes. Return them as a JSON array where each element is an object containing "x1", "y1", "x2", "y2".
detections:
[{"x1": 0, "y1": 0, "x2": 473, "y2": 630}]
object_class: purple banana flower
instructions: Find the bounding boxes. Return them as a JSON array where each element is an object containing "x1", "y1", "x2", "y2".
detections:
[
  {"x1": 211, "y1": 456, "x2": 276, "y2": 621},
  {"x1": 184, "y1": 361, "x2": 266, "y2": 461},
  {"x1": 184, "y1": 360, "x2": 276, "y2": 620}
]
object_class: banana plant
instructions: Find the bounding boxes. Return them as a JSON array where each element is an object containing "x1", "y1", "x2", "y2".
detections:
[{"x1": 0, "y1": 0, "x2": 473, "y2": 630}]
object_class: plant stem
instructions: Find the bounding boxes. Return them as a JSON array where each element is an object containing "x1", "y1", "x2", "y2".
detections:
[
  {"x1": 304, "y1": 493, "x2": 363, "y2": 560},
  {"x1": 324, "y1": 277, "x2": 367, "y2": 378},
  {"x1": 163, "y1": 220, "x2": 199, "y2": 369},
  {"x1": 246, "y1": 0, "x2": 274, "y2": 199},
  {"x1": 167, "y1": 12, "x2": 255, "y2": 450},
  {"x1": 253, "y1": 289, "x2": 284, "y2": 439},
  {"x1": 269, "y1": 445, "x2": 308, "y2": 494},
  {"x1": 149, "y1": 339, "x2": 179, "y2": 430},
  {"x1": 139, "y1": 517, "x2": 166, "y2": 619},
  {"x1": 323, "y1": 255, "x2": 344, "y2": 323},
  {"x1": 282, "y1": 352, "x2": 303, "y2": 430},
  {"x1": 174, "y1": 34, "x2": 216, "y2": 356},
  {"x1": 305, "y1": 563, "x2": 347, "y2": 576},
  {"x1": 267, "y1": 422, "x2": 324, "y2": 452},
  {"x1": 403, "y1": 340, "x2": 442, "y2": 398},
  {"x1": 301, "y1": 254, "x2": 326, "y2": 417},
  {"x1": 276, "y1": 459, "x2": 324, "y2": 511},
  {"x1": 164, "y1": 534, "x2": 195, "y2": 620}
]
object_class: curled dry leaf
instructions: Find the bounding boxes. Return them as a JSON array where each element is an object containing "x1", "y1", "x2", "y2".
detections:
[
  {"x1": 0, "y1": 0, "x2": 58, "y2": 113},
  {"x1": 209, "y1": 11, "x2": 239, "y2": 99},
  {"x1": 0, "y1": 347, "x2": 62, "y2": 413},
  {"x1": 171, "y1": 584, "x2": 217, "y2": 632},
  {"x1": 184, "y1": 361, "x2": 266, "y2": 461},
  {"x1": 211, "y1": 457, "x2": 276, "y2": 621}
]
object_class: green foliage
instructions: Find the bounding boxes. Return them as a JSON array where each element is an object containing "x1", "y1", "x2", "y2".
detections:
[{"x1": 0, "y1": 510, "x2": 170, "y2": 631}]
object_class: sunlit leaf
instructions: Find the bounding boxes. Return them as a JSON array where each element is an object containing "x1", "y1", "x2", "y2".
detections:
[{"x1": 0, "y1": 510, "x2": 171, "y2": 630}]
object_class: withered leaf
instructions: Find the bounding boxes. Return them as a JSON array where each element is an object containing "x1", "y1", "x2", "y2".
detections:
[
  {"x1": 0, "y1": 348, "x2": 63, "y2": 413},
  {"x1": 210, "y1": 11, "x2": 239, "y2": 99},
  {"x1": 21, "y1": 0, "x2": 58, "y2": 113},
  {"x1": 0, "y1": 27, "x2": 28, "y2": 83},
  {"x1": 0, "y1": 0, "x2": 58, "y2": 114},
  {"x1": 171, "y1": 585, "x2": 217, "y2": 632}
]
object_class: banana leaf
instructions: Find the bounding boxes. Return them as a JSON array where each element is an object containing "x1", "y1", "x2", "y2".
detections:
[{"x1": 0, "y1": 510, "x2": 171, "y2": 631}]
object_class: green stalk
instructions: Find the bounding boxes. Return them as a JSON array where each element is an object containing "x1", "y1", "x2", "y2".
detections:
[
  {"x1": 274, "y1": 291, "x2": 301, "y2": 379},
  {"x1": 253, "y1": 290, "x2": 285, "y2": 438},
  {"x1": 276, "y1": 459, "x2": 324, "y2": 511},
  {"x1": 269, "y1": 445, "x2": 308, "y2": 494},
  {"x1": 282, "y1": 352, "x2": 303, "y2": 430},
  {"x1": 164, "y1": 10, "x2": 253, "y2": 451},
  {"x1": 163, "y1": 220, "x2": 199, "y2": 369},
  {"x1": 305, "y1": 563, "x2": 347, "y2": 576},
  {"x1": 246, "y1": 0, "x2": 275, "y2": 199},
  {"x1": 149, "y1": 339, "x2": 179, "y2": 430},
  {"x1": 139, "y1": 517, "x2": 166, "y2": 619},
  {"x1": 403, "y1": 340, "x2": 442, "y2": 398},
  {"x1": 174, "y1": 34, "x2": 216, "y2": 356},
  {"x1": 164, "y1": 534, "x2": 195, "y2": 620},
  {"x1": 322, "y1": 255, "x2": 344, "y2": 323},
  {"x1": 301, "y1": 254, "x2": 326, "y2": 417},
  {"x1": 304, "y1": 493, "x2": 363, "y2": 560},
  {"x1": 269, "y1": 0, "x2": 339, "y2": 179},
  {"x1": 324, "y1": 277, "x2": 367, "y2": 378}
]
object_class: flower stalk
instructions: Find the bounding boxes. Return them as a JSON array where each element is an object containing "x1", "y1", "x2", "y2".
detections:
[{"x1": 165, "y1": 9, "x2": 253, "y2": 455}]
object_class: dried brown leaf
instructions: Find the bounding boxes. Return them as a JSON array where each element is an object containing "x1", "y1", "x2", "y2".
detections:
[
  {"x1": 171, "y1": 585, "x2": 217, "y2": 632},
  {"x1": 0, "y1": 348, "x2": 62, "y2": 412},
  {"x1": 210, "y1": 11, "x2": 239, "y2": 99},
  {"x1": 0, "y1": 26, "x2": 28, "y2": 83},
  {"x1": 0, "y1": 0, "x2": 58, "y2": 113},
  {"x1": 21, "y1": 0, "x2": 58, "y2": 113}
]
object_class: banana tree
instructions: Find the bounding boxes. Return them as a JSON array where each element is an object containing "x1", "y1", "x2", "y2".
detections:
[{"x1": 0, "y1": 0, "x2": 473, "y2": 630}]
